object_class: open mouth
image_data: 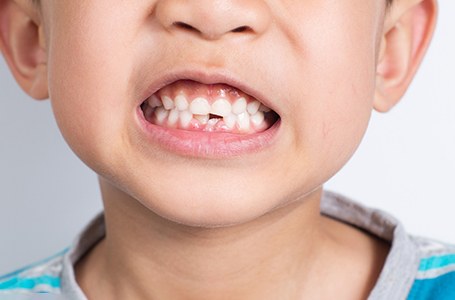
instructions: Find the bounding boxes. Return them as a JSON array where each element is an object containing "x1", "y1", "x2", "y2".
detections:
[{"x1": 140, "y1": 80, "x2": 279, "y2": 134}]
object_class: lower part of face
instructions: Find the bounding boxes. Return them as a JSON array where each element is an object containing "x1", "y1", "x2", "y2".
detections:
[{"x1": 44, "y1": 0, "x2": 384, "y2": 226}]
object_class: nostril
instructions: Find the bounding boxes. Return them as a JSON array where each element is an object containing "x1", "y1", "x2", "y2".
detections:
[
  {"x1": 173, "y1": 21, "x2": 201, "y2": 34},
  {"x1": 231, "y1": 26, "x2": 252, "y2": 33}
]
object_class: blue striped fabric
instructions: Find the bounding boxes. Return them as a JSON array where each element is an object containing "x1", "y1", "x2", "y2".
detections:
[
  {"x1": 408, "y1": 272, "x2": 455, "y2": 300},
  {"x1": 0, "y1": 249, "x2": 68, "y2": 293},
  {"x1": 418, "y1": 254, "x2": 455, "y2": 272},
  {"x1": 0, "y1": 275, "x2": 60, "y2": 291},
  {"x1": 408, "y1": 254, "x2": 455, "y2": 300}
]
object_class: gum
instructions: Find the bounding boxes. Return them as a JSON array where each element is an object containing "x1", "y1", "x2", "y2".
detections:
[{"x1": 156, "y1": 80, "x2": 256, "y2": 104}]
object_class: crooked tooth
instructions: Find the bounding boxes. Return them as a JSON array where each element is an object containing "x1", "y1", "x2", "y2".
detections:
[
  {"x1": 190, "y1": 97, "x2": 211, "y2": 115},
  {"x1": 259, "y1": 104, "x2": 271, "y2": 113},
  {"x1": 223, "y1": 114, "x2": 237, "y2": 130},
  {"x1": 162, "y1": 96, "x2": 175, "y2": 110},
  {"x1": 250, "y1": 111, "x2": 265, "y2": 127},
  {"x1": 194, "y1": 114, "x2": 209, "y2": 125},
  {"x1": 175, "y1": 95, "x2": 189, "y2": 111},
  {"x1": 210, "y1": 98, "x2": 232, "y2": 117},
  {"x1": 237, "y1": 112, "x2": 250, "y2": 131},
  {"x1": 232, "y1": 97, "x2": 247, "y2": 115},
  {"x1": 247, "y1": 100, "x2": 261, "y2": 115},
  {"x1": 155, "y1": 107, "x2": 169, "y2": 124},
  {"x1": 180, "y1": 111, "x2": 193, "y2": 128},
  {"x1": 168, "y1": 109, "x2": 179, "y2": 126},
  {"x1": 148, "y1": 95, "x2": 162, "y2": 108}
]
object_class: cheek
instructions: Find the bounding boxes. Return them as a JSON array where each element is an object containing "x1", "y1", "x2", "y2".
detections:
[
  {"x1": 46, "y1": 4, "x2": 136, "y2": 170},
  {"x1": 282, "y1": 3, "x2": 379, "y2": 182}
]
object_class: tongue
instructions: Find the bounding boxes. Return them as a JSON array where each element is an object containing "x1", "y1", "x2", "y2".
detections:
[{"x1": 142, "y1": 80, "x2": 277, "y2": 134}]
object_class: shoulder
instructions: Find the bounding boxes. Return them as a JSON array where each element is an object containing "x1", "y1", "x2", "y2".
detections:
[
  {"x1": 407, "y1": 237, "x2": 455, "y2": 300},
  {"x1": 0, "y1": 248, "x2": 68, "y2": 295}
]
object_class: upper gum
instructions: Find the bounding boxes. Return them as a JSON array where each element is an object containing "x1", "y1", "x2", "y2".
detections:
[{"x1": 156, "y1": 81, "x2": 259, "y2": 105}]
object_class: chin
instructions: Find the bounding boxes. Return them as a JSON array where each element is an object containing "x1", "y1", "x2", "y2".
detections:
[{"x1": 136, "y1": 184, "x2": 279, "y2": 228}]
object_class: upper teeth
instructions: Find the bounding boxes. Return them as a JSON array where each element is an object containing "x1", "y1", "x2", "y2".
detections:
[{"x1": 146, "y1": 94, "x2": 272, "y2": 132}]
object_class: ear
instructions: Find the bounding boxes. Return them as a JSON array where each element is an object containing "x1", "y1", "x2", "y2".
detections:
[
  {"x1": 374, "y1": 0, "x2": 437, "y2": 112},
  {"x1": 0, "y1": 0, "x2": 48, "y2": 100}
]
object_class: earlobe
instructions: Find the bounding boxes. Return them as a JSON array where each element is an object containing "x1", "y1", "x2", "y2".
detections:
[
  {"x1": 374, "y1": 0, "x2": 437, "y2": 112},
  {"x1": 0, "y1": 0, "x2": 48, "y2": 100}
]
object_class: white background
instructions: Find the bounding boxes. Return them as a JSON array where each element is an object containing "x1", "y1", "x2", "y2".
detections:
[{"x1": 1, "y1": 1, "x2": 454, "y2": 274}]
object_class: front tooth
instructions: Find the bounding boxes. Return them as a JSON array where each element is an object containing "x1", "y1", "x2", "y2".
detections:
[
  {"x1": 250, "y1": 111, "x2": 265, "y2": 127},
  {"x1": 247, "y1": 100, "x2": 261, "y2": 115},
  {"x1": 180, "y1": 111, "x2": 193, "y2": 128},
  {"x1": 162, "y1": 96, "x2": 175, "y2": 110},
  {"x1": 148, "y1": 95, "x2": 162, "y2": 108},
  {"x1": 190, "y1": 97, "x2": 211, "y2": 115},
  {"x1": 232, "y1": 97, "x2": 247, "y2": 115},
  {"x1": 237, "y1": 112, "x2": 250, "y2": 131},
  {"x1": 194, "y1": 114, "x2": 209, "y2": 125},
  {"x1": 155, "y1": 107, "x2": 169, "y2": 124},
  {"x1": 168, "y1": 109, "x2": 179, "y2": 126},
  {"x1": 175, "y1": 95, "x2": 189, "y2": 111},
  {"x1": 210, "y1": 98, "x2": 232, "y2": 117},
  {"x1": 223, "y1": 114, "x2": 237, "y2": 129}
]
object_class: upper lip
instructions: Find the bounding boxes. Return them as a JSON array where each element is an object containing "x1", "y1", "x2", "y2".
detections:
[{"x1": 138, "y1": 66, "x2": 278, "y2": 114}]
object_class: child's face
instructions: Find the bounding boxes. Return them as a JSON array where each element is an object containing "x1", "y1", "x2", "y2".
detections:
[{"x1": 39, "y1": 0, "x2": 386, "y2": 225}]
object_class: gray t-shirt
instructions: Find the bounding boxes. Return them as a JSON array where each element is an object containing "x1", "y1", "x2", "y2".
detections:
[{"x1": 1, "y1": 191, "x2": 454, "y2": 299}]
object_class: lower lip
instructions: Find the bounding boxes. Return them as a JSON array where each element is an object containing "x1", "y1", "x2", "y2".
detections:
[{"x1": 136, "y1": 107, "x2": 281, "y2": 158}]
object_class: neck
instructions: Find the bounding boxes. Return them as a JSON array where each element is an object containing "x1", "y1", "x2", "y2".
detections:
[{"x1": 75, "y1": 183, "x2": 386, "y2": 300}]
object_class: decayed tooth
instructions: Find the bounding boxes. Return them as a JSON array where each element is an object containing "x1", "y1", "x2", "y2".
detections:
[
  {"x1": 155, "y1": 107, "x2": 169, "y2": 124},
  {"x1": 175, "y1": 95, "x2": 189, "y2": 111},
  {"x1": 190, "y1": 97, "x2": 211, "y2": 115},
  {"x1": 180, "y1": 111, "x2": 193, "y2": 128},
  {"x1": 211, "y1": 98, "x2": 232, "y2": 117},
  {"x1": 148, "y1": 95, "x2": 162, "y2": 108},
  {"x1": 223, "y1": 114, "x2": 237, "y2": 130},
  {"x1": 259, "y1": 104, "x2": 271, "y2": 113},
  {"x1": 237, "y1": 112, "x2": 250, "y2": 131},
  {"x1": 194, "y1": 114, "x2": 209, "y2": 125},
  {"x1": 247, "y1": 100, "x2": 260, "y2": 115},
  {"x1": 162, "y1": 96, "x2": 175, "y2": 110},
  {"x1": 168, "y1": 109, "x2": 179, "y2": 126},
  {"x1": 232, "y1": 97, "x2": 247, "y2": 115},
  {"x1": 250, "y1": 111, "x2": 265, "y2": 127}
]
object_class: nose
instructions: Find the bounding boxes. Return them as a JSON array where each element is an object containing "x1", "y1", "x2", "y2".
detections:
[{"x1": 154, "y1": 0, "x2": 272, "y2": 40}]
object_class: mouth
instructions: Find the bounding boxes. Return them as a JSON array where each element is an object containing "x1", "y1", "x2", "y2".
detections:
[
  {"x1": 140, "y1": 80, "x2": 279, "y2": 134},
  {"x1": 137, "y1": 79, "x2": 281, "y2": 157}
]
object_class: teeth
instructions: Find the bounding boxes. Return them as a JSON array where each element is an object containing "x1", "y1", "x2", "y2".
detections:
[
  {"x1": 162, "y1": 96, "x2": 175, "y2": 110},
  {"x1": 155, "y1": 107, "x2": 169, "y2": 124},
  {"x1": 175, "y1": 95, "x2": 189, "y2": 111},
  {"x1": 194, "y1": 114, "x2": 209, "y2": 125},
  {"x1": 147, "y1": 93, "x2": 273, "y2": 132},
  {"x1": 148, "y1": 95, "x2": 162, "y2": 108},
  {"x1": 210, "y1": 98, "x2": 232, "y2": 117},
  {"x1": 168, "y1": 109, "x2": 179, "y2": 126},
  {"x1": 223, "y1": 114, "x2": 237, "y2": 129},
  {"x1": 250, "y1": 111, "x2": 265, "y2": 127},
  {"x1": 247, "y1": 100, "x2": 260, "y2": 115},
  {"x1": 259, "y1": 104, "x2": 271, "y2": 113},
  {"x1": 236, "y1": 112, "x2": 250, "y2": 131},
  {"x1": 180, "y1": 111, "x2": 193, "y2": 128},
  {"x1": 206, "y1": 118, "x2": 220, "y2": 131},
  {"x1": 232, "y1": 97, "x2": 247, "y2": 115},
  {"x1": 190, "y1": 97, "x2": 211, "y2": 115}
]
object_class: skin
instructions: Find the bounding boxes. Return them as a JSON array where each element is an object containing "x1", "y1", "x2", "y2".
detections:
[{"x1": 0, "y1": 0, "x2": 437, "y2": 299}]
